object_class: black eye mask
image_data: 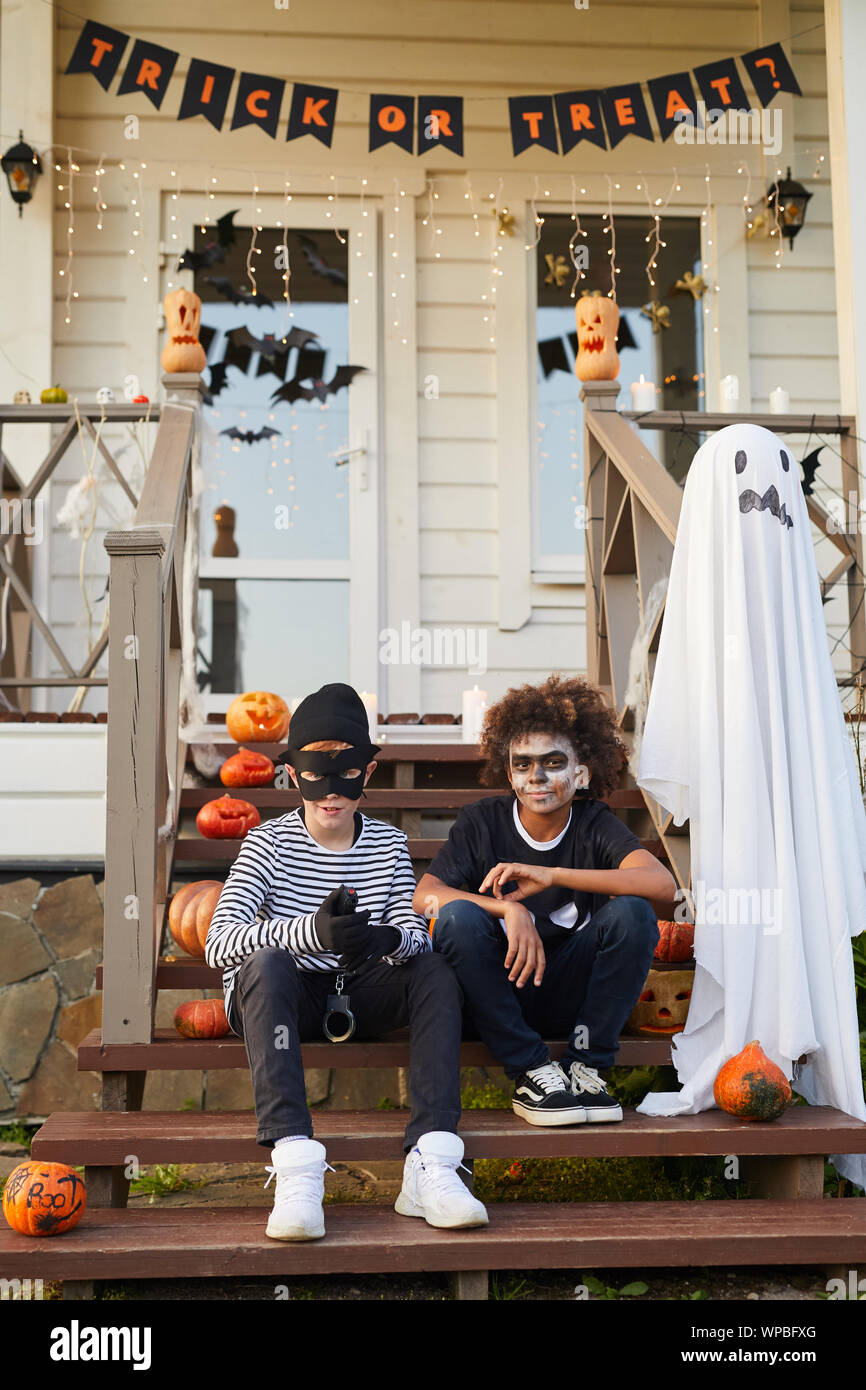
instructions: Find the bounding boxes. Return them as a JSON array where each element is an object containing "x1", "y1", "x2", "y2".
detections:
[{"x1": 276, "y1": 746, "x2": 369, "y2": 800}]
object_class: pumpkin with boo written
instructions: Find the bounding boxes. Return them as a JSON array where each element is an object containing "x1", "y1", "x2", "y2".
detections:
[
  {"x1": 196, "y1": 795, "x2": 260, "y2": 839},
  {"x1": 713, "y1": 1040, "x2": 792, "y2": 1122},
  {"x1": 160, "y1": 288, "x2": 207, "y2": 374},
  {"x1": 654, "y1": 920, "x2": 695, "y2": 963},
  {"x1": 226, "y1": 691, "x2": 290, "y2": 744},
  {"x1": 220, "y1": 747, "x2": 275, "y2": 788},
  {"x1": 174, "y1": 998, "x2": 230, "y2": 1039},
  {"x1": 3, "y1": 1161, "x2": 86, "y2": 1237},
  {"x1": 168, "y1": 879, "x2": 223, "y2": 957},
  {"x1": 574, "y1": 291, "x2": 620, "y2": 382}
]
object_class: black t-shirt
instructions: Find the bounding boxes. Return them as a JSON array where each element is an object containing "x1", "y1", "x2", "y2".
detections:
[{"x1": 428, "y1": 795, "x2": 642, "y2": 944}]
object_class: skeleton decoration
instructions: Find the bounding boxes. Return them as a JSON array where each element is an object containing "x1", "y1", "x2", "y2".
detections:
[
  {"x1": 13, "y1": 390, "x2": 31, "y2": 403},
  {"x1": 96, "y1": 386, "x2": 115, "y2": 405},
  {"x1": 635, "y1": 423, "x2": 866, "y2": 1189}
]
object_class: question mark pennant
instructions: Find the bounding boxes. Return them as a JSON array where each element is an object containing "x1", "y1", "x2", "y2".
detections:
[{"x1": 741, "y1": 43, "x2": 802, "y2": 105}]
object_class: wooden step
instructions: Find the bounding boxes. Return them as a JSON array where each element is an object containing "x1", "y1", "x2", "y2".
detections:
[
  {"x1": 77, "y1": 1027, "x2": 673, "y2": 1070},
  {"x1": 1, "y1": 1200, "x2": 863, "y2": 1280},
  {"x1": 32, "y1": 1106, "x2": 866, "y2": 1166},
  {"x1": 177, "y1": 788, "x2": 648, "y2": 811},
  {"x1": 187, "y1": 741, "x2": 486, "y2": 762},
  {"x1": 172, "y1": 836, "x2": 665, "y2": 864}
]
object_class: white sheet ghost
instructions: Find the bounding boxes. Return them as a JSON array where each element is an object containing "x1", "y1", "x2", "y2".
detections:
[{"x1": 635, "y1": 422, "x2": 866, "y2": 1188}]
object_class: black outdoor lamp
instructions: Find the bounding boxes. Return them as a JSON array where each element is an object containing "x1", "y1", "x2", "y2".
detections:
[
  {"x1": 765, "y1": 166, "x2": 812, "y2": 250},
  {"x1": 2, "y1": 131, "x2": 43, "y2": 217}
]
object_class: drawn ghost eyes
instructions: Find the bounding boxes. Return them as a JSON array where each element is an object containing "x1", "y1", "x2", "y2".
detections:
[
  {"x1": 734, "y1": 449, "x2": 747, "y2": 475},
  {"x1": 780, "y1": 449, "x2": 790, "y2": 472}
]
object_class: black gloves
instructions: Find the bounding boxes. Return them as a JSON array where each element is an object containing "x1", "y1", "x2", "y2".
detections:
[{"x1": 313, "y1": 887, "x2": 401, "y2": 969}]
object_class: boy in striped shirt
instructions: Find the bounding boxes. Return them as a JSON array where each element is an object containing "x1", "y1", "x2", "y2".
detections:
[{"x1": 205, "y1": 682, "x2": 488, "y2": 1240}]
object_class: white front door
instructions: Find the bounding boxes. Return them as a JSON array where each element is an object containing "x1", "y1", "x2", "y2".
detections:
[{"x1": 162, "y1": 192, "x2": 381, "y2": 711}]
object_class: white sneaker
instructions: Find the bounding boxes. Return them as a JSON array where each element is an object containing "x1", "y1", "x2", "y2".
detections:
[
  {"x1": 395, "y1": 1131, "x2": 489, "y2": 1230},
  {"x1": 263, "y1": 1138, "x2": 333, "y2": 1240}
]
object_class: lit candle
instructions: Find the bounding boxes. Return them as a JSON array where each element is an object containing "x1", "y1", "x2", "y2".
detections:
[
  {"x1": 720, "y1": 374, "x2": 739, "y2": 413},
  {"x1": 462, "y1": 685, "x2": 488, "y2": 744},
  {"x1": 359, "y1": 690, "x2": 378, "y2": 743},
  {"x1": 630, "y1": 374, "x2": 656, "y2": 412},
  {"x1": 769, "y1": 386, "x2": 790, "y2": 414}
]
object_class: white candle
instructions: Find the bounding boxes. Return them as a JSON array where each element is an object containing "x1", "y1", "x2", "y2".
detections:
[
  {"x1": 462, "y1": 685, "x2": 488, "y2": 744},
  {"x1": 359, "y1": 690, "x2": 378, "y2": 743},
  {"x1": 769, "y1": 386, "x2": 790, "y2": 414},
  {"x1": 630, "y1": 374, "x2": 656, "y2": 412},
  {"x1": 720, "y1": 374, "x2": 739, "y2": 413}
]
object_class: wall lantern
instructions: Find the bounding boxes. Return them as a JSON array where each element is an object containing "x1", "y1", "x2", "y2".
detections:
[
  {"x1": 765, "y1": 166, "x2": 812, "y2": 250},
  {"x1": 1, "y1": 131, "x2": 43, "y2": 217}
]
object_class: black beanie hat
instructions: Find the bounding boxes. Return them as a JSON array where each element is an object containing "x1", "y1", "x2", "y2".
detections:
[{"x1": 284, "y1": 682, "x2": 380, "y2": 757}]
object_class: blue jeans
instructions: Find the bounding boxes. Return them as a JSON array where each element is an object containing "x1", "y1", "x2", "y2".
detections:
[{"x1": 433, "y1": 896, "x2": 659, "y2": 1077}]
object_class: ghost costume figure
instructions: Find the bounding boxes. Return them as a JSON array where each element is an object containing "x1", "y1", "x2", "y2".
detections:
[{"x1": 636, "y1": 423, "x2": 866, "y2": 1188}]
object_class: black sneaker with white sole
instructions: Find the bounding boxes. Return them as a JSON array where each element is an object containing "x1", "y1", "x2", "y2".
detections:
[
  {"x1": 565, "y1": 1061, "x2": 624, "y2": 1122},
  {"x1": 511, "y1": 1061, "x2": 588, "y2": 1126}
]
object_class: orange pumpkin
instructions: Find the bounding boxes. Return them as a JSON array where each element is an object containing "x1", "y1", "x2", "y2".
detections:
[
  {"x1": 160, "y1": 288, "x2": 206, "y2": 373},
  {"x1": 174, "y1": 998, "x2": 230, "y2": 1039},
  {"x1": 196, "y1": 794, "x2": 260, "y2": 839},
  {"x1": 220, "y1": 747, "x2": 275, "y2": 788},
  {"x1": 654, "y1": 920, "x2": 695, "y2": 963},
  {"x1": 226, "y1": 691, "x2": 290, "y2": 743},
  {"x1": 713, "y1": 1040, "x2": 792, "y2": 1122},
  {"x1": 3, "y1": 1161, "x2": 87, "y2": 1237},
  {"x1": 168, "y1": 879, "x2": 223, "y2": 957},
  {"x1": 627, "y1": 968, "x2": 692, "y2": 1036},
  {"x1": 575, "y1": 290, "x2": 620, "y2": 382}
]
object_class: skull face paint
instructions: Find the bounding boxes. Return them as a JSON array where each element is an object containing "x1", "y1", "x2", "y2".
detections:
[{"x1": 508, "y1": 732, "x2": 584, "y2": 813}]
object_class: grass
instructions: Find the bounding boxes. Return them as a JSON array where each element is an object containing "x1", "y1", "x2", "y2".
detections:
[{"x1": 129, "y1": 1164, "x2": 208, "y2": 1200}]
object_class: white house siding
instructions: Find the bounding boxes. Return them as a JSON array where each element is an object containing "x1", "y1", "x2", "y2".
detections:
[{"x1": 40, "y1": 0, "x2": 855, "y2": 717}]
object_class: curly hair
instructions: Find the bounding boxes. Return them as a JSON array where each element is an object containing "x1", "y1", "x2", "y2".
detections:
[{"x1": 478, "y1": 673, "x2": 628, "y2": 799}]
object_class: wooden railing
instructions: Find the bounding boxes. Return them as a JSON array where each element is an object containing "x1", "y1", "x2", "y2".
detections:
[
  {"x1": 0, "y1": 401, "x2": 163, "y2": 710},
  {"x1": 580, "y1": 379, "x2": 866, "y2": 905},
  {"x1": 100, "y1": 376, "x2": 205, "y2": 1045}
]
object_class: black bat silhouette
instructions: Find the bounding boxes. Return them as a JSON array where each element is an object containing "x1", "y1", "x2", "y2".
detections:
[
  {"x1": 271, "y1": 365, "x2": 367, "y2": 405},
  {"x1": 800, "y1": 446, "x2": 824, "y2": 497},
  {"x1": 177, "y1": 210, "x2": 239, "y2": 274},
  {"x1": 298, "y1": 234, "x2": 348, "y2": 287},
  {"x1": 220, "y1": 426, "x2": 281, "y2": 444},
  {"x1": 227, "y1": 325, "x2": 320, "y2": 363},
  {"x1": 202, "y1": 360, "x2": 231, "y2": 407},
  {"x1": 204, "y1": 276, "x2": 274, "y2": 307}
]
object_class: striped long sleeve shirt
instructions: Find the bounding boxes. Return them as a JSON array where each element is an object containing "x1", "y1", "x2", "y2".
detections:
[{"x1": 204, "y1": 808, "x2": 431, "y2": 1023}]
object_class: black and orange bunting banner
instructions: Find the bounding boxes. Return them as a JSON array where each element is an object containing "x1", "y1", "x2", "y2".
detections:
[{"x1": 65, "y1": 20, "x2": 801, "y2": 156}]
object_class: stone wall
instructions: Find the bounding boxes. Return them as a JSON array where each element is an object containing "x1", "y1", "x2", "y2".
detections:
[{"x1": 0, "y1": 874, "x2": 434, "y2": 1122}]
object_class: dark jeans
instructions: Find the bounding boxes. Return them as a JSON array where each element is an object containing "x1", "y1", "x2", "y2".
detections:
[
  {"x1": 227, "y1": 947, "x2": 463, "y2": 1151},
  {"x1": 433, "y1": 895, "x2": 659, "y2": 1078}
]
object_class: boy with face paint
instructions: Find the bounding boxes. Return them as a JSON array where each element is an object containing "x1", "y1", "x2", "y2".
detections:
[
  {"x1": 205, "y1": 683, "x2": 488, "y2": 1239},
  {"x1": 419, "y1": 674, "x2": 677, "y2": 1126}
]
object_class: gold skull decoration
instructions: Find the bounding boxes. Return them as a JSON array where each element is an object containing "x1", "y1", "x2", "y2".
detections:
[
  {"x1": 627, "y1": 968, "x2": 693, "y2": 1036},
  {"x1": 161, "y1": 289, "x2": 206, "y2": 374}
]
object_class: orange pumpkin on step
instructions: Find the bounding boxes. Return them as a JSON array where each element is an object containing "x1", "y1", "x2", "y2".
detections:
[
  {"x1": 654, "y1": 920, "x2": 695, "y2": 962},
  {"x1": 196, "y1": 794, "x2": 260, "y2": 839},
  {"x1": 3, "y1": 1161, "x2": 87, "y2": 1237},
  {"x1": 168, "y1": 879, "x2": 223, "y2": 957},
  {"x1": 713, "y1": 1040, "x2": 792, "y2": 1122},
  {"x1": 220, "y1": 747, "x2": 275, "y2": 788},
  {"x1": 226, "y1": 691, "x2": 290, "y2": 743},
  {"x1": 174, "y1": 998, "x2": 230, "y2": 1039}
]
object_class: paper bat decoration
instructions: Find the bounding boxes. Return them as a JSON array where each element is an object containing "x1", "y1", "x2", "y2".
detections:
[
  {"x1": 220, "y1": 426, "x2": 281, "y2": 445},
  {"x1": 227, "y1": 325, "x2": 320, "y2": 363},
  {"x1": 202, "y1": 360, "x2": 231, "y2": 407},
  {"x1": 177, "y1": 210, "x2": 239, "y2": 273},
  {"x1": 270, "y1": 365, "x2": 367, "y2": 405},
  {"x1": 799, "y1": 445, "x2": 824, "y2": 497},
  {"x1": 298, "y1": 234, "x2": 348, "y2": 287},
  {"x1": 204, "y1": 276, "x2": 274, "y2": 307}
]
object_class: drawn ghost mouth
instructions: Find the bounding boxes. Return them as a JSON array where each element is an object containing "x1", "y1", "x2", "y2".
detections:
[{"x1": 738, "y1": 484, "x2": 794, "y2": 529}]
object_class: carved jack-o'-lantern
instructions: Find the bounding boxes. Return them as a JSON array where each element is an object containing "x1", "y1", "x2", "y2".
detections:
[
  {"x1": 226, "y1": 690, "x2": 290, "y2": 743},
  {"x1": 627, "y1": 968, "x2": 693, "y2": 1036},
  {"x1": 575, "y1": 291, "x2": 620, "y2": 382},
  {"x1": 161, "y1": 289, "x2": 206, "y2": 374}
]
